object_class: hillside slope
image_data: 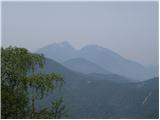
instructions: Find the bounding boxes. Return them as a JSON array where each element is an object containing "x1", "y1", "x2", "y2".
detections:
[
  {"x1": 62, "y1": 58, "x2": 110, "y2": 74},
  {"x1": 35, "y1": 58, "x2": 159, "y2": 119}
]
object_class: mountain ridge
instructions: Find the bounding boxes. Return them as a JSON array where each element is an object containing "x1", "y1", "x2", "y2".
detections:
[
  {"x1": 36, "y1": 57, "x2": 158, "y2": 118},
  {"x1": 36, "y1": 41, "x2": 158, "y2": 80},
  {"x1": 62, "y1": 57, "x2": 111, "y2": 75}
]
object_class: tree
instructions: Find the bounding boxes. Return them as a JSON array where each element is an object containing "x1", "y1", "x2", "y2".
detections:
[
  {"x1": 1, "y1": 46, "x2": 65, "y2": 118},
  {"x1": 51, "y1": 97, "x2": 66, "y2": 118}
]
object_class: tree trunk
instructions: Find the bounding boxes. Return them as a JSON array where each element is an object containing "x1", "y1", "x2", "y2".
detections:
[{"x1": 31, "y1": 96, "x2": 35, "y2": 118}]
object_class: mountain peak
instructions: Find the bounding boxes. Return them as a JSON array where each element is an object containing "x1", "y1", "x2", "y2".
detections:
[
  {"x1": 80, "y1": 44, "x2": 110, "y2": 52},
  {"x1": 60, "y1": 41, "x2": 72, "y2": 47},
  {"x1": 83, "y1": 44, "x2": 100, "y2": 48}
]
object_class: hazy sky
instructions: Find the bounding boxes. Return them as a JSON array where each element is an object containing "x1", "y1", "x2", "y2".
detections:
[{"x1": 2, "y1": 1, "x2": 158, "y2": 66}]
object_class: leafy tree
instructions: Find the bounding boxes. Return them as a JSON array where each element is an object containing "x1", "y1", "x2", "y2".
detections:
[
  {"x1": 1, "y1": 46, "x2": 65, "y2": 118},
  {"x1": 51, "y1": 97, "x2": 66, "y2": 118}
]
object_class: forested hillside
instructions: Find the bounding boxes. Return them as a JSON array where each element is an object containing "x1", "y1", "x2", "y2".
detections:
[{"x1": 36, "y1": 57, "x2": 159, "y2": 119}]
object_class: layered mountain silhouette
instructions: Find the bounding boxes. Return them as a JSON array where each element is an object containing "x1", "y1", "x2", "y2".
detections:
[
  {"x1": 35, "y1": 58, "x2": 159, "y2": 119},
  {"x1": 37, "y1": 41, "x2": 158, "y2": 80},
  {"x1": 35, "y1": 42, "x2": 158, "y2": 118},
  {"x1": 62, "y1": 58, "x2": 111, "y2": 74}
]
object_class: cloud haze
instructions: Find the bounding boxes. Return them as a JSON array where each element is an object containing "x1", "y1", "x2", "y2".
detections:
[{"x1": 2, "y1": 1, "x2": 158, "y2": 66}]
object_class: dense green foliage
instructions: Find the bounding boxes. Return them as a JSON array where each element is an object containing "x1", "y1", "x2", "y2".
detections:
[{"x1": 1, "y1": 47, "x2": 65, "y2": 118}]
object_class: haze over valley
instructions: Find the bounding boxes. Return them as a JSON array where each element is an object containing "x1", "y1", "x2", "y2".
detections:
[
  {"x1": 33, "y1": 41, "x2": 159, "y2": 118},
  {"x1": 37, "y1": 41, "x2": 158, "y2": 81},
  {"x1": 2, "y1": 1, "x2": 158, "y2": 119}
]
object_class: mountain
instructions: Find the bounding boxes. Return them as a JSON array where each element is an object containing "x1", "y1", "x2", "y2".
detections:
[
  {"x1": 37, "y1": 42, "x2": 77, "y2": 62},
  {"x1": 36, "y1": 58, "x2": 85, "y2": 82},
  {"x1": 78, "y1": 45, "x2": 158, "y2": 80},
  {"x1": 36, "y1": 58, "x2": 133, "y2": 84},
  {"x1": 36, "y1": 41, "x2": 158, "y2": 80},
  {"x1": 35, "y1": 58, "x2": 159, "y2": 119},
  {"x1": 62, "y1": 58, "x2": 110, "y2": 74},
  {"x1": 86, "y1": 73, "x2": 133, "y2": 83}
]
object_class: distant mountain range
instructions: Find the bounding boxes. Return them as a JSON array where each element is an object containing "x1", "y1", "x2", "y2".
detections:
[
  {"x1": 36, "y1": 41, "x2": 158, "y2": 80},
  {"x1": 35, "y1": 41, "x2": 159, "y2": 118},
  {"x1": 35, "y1": 58, "x2": 159, "y2": 119},
  {"x1": 62, "y1": 57, "x2": 111, "y2": 74}
]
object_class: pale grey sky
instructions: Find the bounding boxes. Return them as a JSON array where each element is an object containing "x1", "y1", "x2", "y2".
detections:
[{"x1": 2, "y1": 1, "x2": 158, "y2": 66}]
